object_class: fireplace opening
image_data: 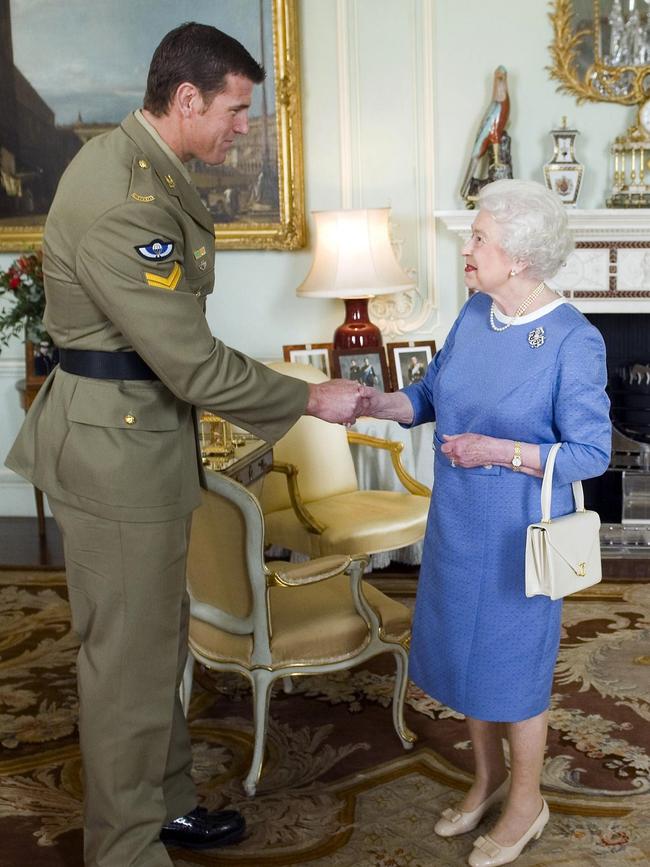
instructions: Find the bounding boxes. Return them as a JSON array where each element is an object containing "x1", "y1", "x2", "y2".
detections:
[{"x1": 583, "y1": 314, "x2": 650, "y2": 546}]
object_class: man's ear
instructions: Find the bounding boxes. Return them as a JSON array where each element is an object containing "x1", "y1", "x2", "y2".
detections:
[{"x1": 174, "y1": 82, "x2": 200, "y2": 118}]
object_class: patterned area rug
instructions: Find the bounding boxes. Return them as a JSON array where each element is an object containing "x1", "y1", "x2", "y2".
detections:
[{"x1": 1, "y1": 570, "x2": 649, "y2": 866}]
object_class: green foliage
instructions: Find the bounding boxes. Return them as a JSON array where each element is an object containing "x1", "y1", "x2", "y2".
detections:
[{"x1": 0, "y1": 252, "x2": 49, "y2": 351}]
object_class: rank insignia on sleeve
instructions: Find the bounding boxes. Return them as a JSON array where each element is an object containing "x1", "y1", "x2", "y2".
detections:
[
  {"x1": 135, "y1": 239, "x2": 174, "y2": 261},
  {"x1": 145, "y1": 262, "x2": 182, "y2": 291}
]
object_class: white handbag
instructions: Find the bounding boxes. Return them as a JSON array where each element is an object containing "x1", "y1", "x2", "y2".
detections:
[{"x1": 525, "y1": 442, "x2": 602, "y2": 600}]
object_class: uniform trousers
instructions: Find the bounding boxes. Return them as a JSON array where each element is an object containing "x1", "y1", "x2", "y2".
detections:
[{"x1": 49, "y1": 497, "x2": 197, "y2": 867}]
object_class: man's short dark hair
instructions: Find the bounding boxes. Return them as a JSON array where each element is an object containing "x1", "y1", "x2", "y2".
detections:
[{"x1": 144, "y1": 22, "x2": 265, "y2": 116}]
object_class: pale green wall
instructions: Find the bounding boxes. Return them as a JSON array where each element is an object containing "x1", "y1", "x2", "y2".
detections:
[{"x1": 0, "y1": 0, "x2": 633, "y2": 514}]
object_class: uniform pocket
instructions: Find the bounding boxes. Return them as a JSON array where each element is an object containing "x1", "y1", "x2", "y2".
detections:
[{"x1": 57, "y1": 379, "x2": 184, "y2": 508}]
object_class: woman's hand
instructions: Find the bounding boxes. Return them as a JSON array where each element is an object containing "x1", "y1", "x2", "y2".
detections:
[
  {"x1": 440, "y1": 433, "x2": 507, "y2": 468},
  {"x1": 441, "y1": 433, "x2": 542, "y2": 476},
  {"x1": 358, "y1": 387, "x2": 415, "y2": 424}
]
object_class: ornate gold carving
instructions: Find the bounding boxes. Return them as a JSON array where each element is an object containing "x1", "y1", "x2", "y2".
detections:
[
  {"x1": 548, "y1": 0, "x2": 650, "y2": 106},
  {"x1": 346, "y1": 431, "x2": 431, "y2": 497},
  {"x1": 269, "y1": 461, "x2": 326, "y2": 534}
]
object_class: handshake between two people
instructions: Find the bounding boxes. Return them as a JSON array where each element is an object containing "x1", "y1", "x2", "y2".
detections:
[{"x1": 305, "y1": 379, "x2": 415, "y2": 426}]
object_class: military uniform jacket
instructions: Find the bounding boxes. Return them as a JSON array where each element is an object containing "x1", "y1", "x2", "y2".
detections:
[{"x1": 6, "y1": 113, "x2": 308, "y2": 522}]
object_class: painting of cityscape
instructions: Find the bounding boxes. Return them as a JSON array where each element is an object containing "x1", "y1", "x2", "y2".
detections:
[{"x1": 0, "y1": 0, "x2": 305, "y2": 249}]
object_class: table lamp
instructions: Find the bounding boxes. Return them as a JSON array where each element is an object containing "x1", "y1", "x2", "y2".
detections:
[{"x1": 296, "y1": 208, "x2": 415, "y2": 349}]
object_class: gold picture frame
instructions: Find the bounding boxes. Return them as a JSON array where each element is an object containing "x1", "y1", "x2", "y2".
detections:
[
  {"x1": 548, "y1": 0, "x2": 650, "y2": 105},
  {"x1": 0, "y1": 0, "x2": 305, "y2": 252}
]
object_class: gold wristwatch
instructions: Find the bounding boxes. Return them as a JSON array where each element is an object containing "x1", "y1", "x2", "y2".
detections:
[{"x1": 511, "y1": 441, "x2": 522, "y2": 472}]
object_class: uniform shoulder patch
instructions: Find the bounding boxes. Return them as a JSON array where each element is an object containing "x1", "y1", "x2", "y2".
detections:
[{"x1": 135, "y1": 239, "x2": 174, "y2": 261}]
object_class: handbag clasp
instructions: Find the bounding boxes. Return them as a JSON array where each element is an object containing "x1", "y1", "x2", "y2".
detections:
[{"x1": 575, "y1": 562, "x2": 587, "y2": 577}]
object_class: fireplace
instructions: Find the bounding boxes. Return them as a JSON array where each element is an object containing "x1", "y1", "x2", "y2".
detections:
[{"x1": 583, "y1": 315, "x2": 650, "y2": 539}]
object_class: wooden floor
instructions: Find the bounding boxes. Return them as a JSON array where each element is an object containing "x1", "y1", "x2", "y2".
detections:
[{"x1": 0, "y1": 517, "x2": 64, "y2": 569}]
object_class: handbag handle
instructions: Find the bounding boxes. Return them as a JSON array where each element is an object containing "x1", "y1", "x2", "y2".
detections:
[{"x1": 540, "y1": 442, "x2": 584, "y2": 523}]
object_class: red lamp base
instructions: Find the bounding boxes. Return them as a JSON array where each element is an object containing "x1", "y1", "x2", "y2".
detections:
[{"x1": 333, "y1": 298, "x2": 382, "y2": 350}]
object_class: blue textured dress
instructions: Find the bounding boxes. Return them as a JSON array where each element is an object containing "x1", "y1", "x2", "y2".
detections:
[{"x1": 402, "y1": 292, "x2": 611, "y2": 722}]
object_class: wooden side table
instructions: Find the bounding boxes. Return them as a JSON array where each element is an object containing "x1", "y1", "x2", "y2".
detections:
[{"x1": 15, "y1": 377, "x2": 47, "y2": 538}]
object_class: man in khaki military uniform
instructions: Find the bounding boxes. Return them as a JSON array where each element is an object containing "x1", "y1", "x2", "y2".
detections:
[{"x1": 6, "y1": 23, "x2": 362, "y2": 867}]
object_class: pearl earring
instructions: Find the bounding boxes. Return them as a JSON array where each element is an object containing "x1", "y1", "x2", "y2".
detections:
[{"x1": 509, "y1": 269, "x2": 516, "y2": 278}]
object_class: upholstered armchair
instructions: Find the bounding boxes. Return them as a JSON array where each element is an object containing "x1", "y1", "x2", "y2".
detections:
[
  {"x1": 182, "y1": 469, "x2": 416, "y2": 796},
  {"x1": 260, "y1": 361, "x2": 430, "y2": 559}
]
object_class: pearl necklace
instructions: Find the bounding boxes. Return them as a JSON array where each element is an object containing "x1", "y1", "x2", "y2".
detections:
[{"x1": 489, "y1": 281, "x2": 546, "y2": 332}]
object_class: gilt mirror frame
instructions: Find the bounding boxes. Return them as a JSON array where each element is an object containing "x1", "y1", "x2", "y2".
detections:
[
  {"x1": 0, "y1": 0, "x2": 305, "y2": 252},
  {"x1": 549, "y1": 0, "x2": 650, "y2": 104}
]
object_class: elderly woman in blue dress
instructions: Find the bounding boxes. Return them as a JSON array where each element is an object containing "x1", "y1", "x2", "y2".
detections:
[{"x1": 360, "y1": 179, "x2": 611, "y2": 867}]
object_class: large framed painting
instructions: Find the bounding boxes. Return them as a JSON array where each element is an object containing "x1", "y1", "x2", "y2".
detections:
[{"x1": 0, "y1": 0, "x2": 305, "y2": 251}]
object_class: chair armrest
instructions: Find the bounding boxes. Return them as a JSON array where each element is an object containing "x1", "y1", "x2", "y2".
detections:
[
  {"x1": 269, "y1": 555, "x2": 385, "y2": 643},
  {"x1": 268, "y1": 554, "x2": 355, "y2": 586},
  {"x1": 346, "y1": 431, "x2": 431, "y2": 496},
  {"x1": 268, "y1": 461, "x2": 326, "y2": 534}
]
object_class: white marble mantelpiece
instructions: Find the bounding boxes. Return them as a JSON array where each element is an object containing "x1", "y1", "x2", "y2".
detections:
[{"x1": 436, "y1": 209, "x2": 650, "y2": 313}]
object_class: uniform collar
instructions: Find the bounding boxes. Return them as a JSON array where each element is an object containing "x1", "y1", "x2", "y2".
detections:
[
  {"x1": 133, "y1": 109, "x2": 192, "y2": 184},
  {"x1": 121, "y1": 112, "x2": 215, "y2": 236}
]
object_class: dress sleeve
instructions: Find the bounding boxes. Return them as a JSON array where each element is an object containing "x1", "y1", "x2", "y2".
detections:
[
  {"x1": 399, "y1": 295, "x2": 474, "y2": 427},
  {"x1": 74, "y1": 200, "x2": 308, "y2": 443},
  {"x1": 538, "y1": 323, "x2": 611, "y2": 485}
]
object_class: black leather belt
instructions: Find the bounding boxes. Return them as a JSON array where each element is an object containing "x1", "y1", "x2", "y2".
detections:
[{"x1": 58, "y1": 348, "x2": 159, "y2": 380}]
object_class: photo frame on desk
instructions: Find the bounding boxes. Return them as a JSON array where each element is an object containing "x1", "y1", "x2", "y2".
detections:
[
  {"x1": 283, "y1": 343, "x2": 333, "y2": 377},
  {"x1": 332, "y1": 347, "x2": 390, "y2": 393},
  {"x1": 387, "y1": 340, "x2": 437, "y2": 391}
]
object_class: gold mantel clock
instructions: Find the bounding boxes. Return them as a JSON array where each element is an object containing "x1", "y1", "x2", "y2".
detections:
[{"x1": 607, "y1": 98, "x2": 650, "y2": 207}]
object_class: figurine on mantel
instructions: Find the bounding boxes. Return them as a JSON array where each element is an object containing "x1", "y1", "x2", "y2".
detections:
[
  {"x1": 543, "y1": 117, "x2": 584, "y2": 207},
  {"x1": 460, "y1": 65, "x2": 512, "y2": 208}
]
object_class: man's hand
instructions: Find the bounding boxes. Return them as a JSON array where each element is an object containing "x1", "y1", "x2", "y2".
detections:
[{"x1": 305, "y1": 379, "x2": 364, "y2": 425}]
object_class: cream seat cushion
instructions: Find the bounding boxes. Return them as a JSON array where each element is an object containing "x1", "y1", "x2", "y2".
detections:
[{"x1": 264, "y1": 490, "x2": 430, "y2": 557}]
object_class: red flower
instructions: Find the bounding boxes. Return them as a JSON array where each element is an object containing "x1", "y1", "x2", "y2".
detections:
[{"x1": 9, "y1": 275, "x2": 21, "y2": 290}]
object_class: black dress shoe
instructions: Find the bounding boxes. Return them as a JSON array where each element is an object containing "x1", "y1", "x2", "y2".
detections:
[{"x1": 160, "y1": 805, "x2": 245, "y2": 850}]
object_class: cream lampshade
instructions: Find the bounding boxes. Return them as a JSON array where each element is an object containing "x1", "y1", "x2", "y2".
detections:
[{"x1": 296, "y1": 208, "x2": 414, "y2": 349}]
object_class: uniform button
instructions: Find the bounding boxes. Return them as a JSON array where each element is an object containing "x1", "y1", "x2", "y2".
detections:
[
  {"x1": 138, "y1": 159, "x2": 149, "y2": 169},
  {"x1": 195, "y1": 290, "x2": 202, "y2": 297},
  {"x1": 124, "y1": 413, "x2": 136, "y2": 425}
]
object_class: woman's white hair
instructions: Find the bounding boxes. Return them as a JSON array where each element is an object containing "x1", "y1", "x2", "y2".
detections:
[{"x1": 478, "y1": 179, "x2": 574, "y2": 280}]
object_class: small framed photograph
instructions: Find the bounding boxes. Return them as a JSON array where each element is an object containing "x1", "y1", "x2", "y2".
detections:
[
  {"x1": 332, "y1": 348, "x2": 390, "y2": 392},
  {"x1": 282, "y1": 343, "x2": 333, "y2": 377},
  {"x1": 386, "y1": 340, "x2": 437, "y2": 391}
]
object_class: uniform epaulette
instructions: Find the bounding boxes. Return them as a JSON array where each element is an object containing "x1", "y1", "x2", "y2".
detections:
[{"x1": 128, "y1": 155, "x2": 157, "y2": 203}]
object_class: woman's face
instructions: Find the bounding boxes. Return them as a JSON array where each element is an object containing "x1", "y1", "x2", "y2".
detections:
[{"x1": 461, "y1": 209, "x2": 515, "y2": 295}]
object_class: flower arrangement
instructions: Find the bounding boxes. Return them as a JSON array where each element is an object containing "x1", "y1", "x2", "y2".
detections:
[{"x1": 0, "y1": 252, "x2": 49, "y2": 352}]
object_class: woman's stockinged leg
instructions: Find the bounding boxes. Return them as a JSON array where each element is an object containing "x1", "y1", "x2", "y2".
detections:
[
  {"x1": 487, "y1": 709, "x2": 547, "y2": 844},
  {"x1": 459, "y1": 717, "x2": 509, "y2": 811}
]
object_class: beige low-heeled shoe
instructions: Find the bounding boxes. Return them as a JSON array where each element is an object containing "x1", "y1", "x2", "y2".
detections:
[
  {"x1": 433, "y1": 777, "x2": 510, "y2": 838},
  {"x1": 468, "y1": 799, "x2": 549, "y2": 866}
]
